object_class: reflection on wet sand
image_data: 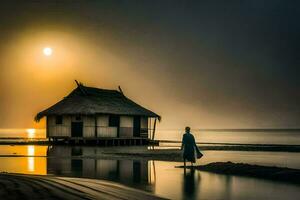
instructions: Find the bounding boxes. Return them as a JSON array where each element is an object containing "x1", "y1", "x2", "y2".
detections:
[
  {"x1": 183, "y1": 168, "x2": 201, "y2": 200},
  {"x1": 27, "y1": 145, "x2": 35, "y2": 172},
  {"x1": 0, "y1": 145, "x2": 299, "y2": 200},
  {"x1": 47, "y1": 146, "x2": 153, "y2": 191}
]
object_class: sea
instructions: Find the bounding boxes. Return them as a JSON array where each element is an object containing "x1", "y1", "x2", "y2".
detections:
[
  {"x1": 0, "y1": 128, "x2": 299, "y2": 200},
  {"x1": 1, "y1": 128, "x2": 300, "y2": 145}
]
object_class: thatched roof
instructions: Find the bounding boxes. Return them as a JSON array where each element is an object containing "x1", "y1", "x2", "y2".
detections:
[{"x1": 35, "y1": 83, "x2": 160, "y2": 121}]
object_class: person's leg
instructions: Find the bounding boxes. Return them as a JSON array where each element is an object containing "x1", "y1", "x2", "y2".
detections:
[{"x1": 184, "y1": 159, "x2": 186, "y2": 168}]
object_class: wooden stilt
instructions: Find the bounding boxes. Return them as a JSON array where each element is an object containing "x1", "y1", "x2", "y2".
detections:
[
  {"x1": 151, "y1": 118, "x2": 157, "y2": 140},
  {"x1": 149, "y1": 118, "x2": 152, "y2": 139}
]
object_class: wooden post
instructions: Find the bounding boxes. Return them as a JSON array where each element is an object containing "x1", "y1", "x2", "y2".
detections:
[
  {"x1": 151, "y1": 118, "x2": 157, "y2": 140},
  {"x1": 149, "y1": 118, "x2": 151, "y2": 139},
  {"x1": 94, "y1": 115, "x2": 97, "y2": 138},
  {"x1": 46, "y1": 116, "x2": 49, "y2": 139},
  {"x1": 75, "y1": 80, "x2": 87, "y2": 95},
  {"x1": 118, "y1": 86, "x2": 124, "y2": 95}
]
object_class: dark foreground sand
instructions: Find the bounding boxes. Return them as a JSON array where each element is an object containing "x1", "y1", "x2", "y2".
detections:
[
  {"x1": 178, "y1": 162, "x2": 300, "y2": 185},
  {"x1": 0, "y1": 173, "x2": 166, "y2": 200}
]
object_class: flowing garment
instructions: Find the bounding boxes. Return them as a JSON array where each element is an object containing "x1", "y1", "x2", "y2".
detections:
[{"x1": 182, "y1": 133, "x2": 202, "y2": 163}]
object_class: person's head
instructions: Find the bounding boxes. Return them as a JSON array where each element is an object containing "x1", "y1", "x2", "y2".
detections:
[{"x1": 185, "y1": 126, "x2": 191, "y2": 133}]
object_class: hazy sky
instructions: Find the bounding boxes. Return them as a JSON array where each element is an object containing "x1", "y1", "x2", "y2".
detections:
[{"x1": 0, "y1": 0, "x2": 299, "y2": 129}]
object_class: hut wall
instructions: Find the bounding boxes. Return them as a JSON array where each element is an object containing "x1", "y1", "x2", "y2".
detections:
[
  {"x1": 47, "y1": 115, "x2": 150, "y2": 138},
  {"x1": 82, "y1": 116, "x2": 95, "y2": 137},
  {"x1": 119, "y1": 116, "x2": 133, "y2": 137},
  {"x1": 97, "y1": 127, "x2": 118, "y2": 137},
  {"x1": 69, "y1": 115, "x2": 95, "y2": 137},
  {"x1": 140, "y1": 117, "x2": 148, "y2": 138},
  {"x1": 96, "y1": 115, "x2": 117, "y2": 137},
  {"x1": 48, "y1": 116, "x2": 71, "y2": 137},
  {"x1": 97, "y1": 115, "x2": 109, "y2": 126}
]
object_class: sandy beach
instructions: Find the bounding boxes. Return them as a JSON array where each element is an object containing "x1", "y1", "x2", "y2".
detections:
[{"x1": 0, "y1": 173, "x2": 165, "y2": 200}]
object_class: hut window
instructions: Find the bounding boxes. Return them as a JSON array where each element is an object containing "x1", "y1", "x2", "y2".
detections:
[
  {"x1": 55, "y1": 116, "x2": 63, "y2": 124},
  {"x1": 109, "y1": 115, "x2": 120, "y2": 127}
]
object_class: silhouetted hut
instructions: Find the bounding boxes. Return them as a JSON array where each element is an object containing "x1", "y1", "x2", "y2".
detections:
[{"x1": 35, "y1": 81, "x2": 160, "y2": 144}]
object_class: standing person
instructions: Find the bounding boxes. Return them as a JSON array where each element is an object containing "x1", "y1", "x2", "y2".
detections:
[{"x1": 181, "y1": 127, "x2": 202, "y2": 168}]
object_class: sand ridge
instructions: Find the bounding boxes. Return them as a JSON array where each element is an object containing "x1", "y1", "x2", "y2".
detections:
[{"x1": 0, "y1": 173, "x2": 166, "y2": 200}]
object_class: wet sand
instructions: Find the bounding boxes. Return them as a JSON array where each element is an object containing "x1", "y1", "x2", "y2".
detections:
[
  {"x1": 0, "y1": 173, "x2": 165, "y2": 200},
  {"x1": 178, "y1": 162, "x2": 300, "y2": 185},
  {"x1": 98, "y1": 148, "x2": 183, "y2": 161},
  {"x1": 86, "y1": 146, "x2": 300, "y2": 161}
]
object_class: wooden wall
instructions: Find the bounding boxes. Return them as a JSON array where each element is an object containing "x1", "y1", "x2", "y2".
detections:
[
  {"x1": 97, "y1": 115, "x2": 117, "y2": 137},
  {"x1": 119, "y1": 116, "x2": 133, "y2": 137},
  {"x1": 97, "y1": 127, "x2": 118, "y2": 137},
  {"x1": 48, "y1": 116, "x2": 71, "y2": 137},
  {"x1": 81, "y1": 116, "x2": 95, "y2": 138},
  {"x1": 47, "y1": 115, "x2": 150, "y2": 138},
  {"x1": 96, "y1": 115, "x2": 109, "y2": 126},
  {"x1": 48, "y1": 115, "x2": 96, "y2": 137}
]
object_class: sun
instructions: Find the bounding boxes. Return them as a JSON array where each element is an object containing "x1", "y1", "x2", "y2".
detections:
[{"x1": 43, "y1": 47, "x2": 53, "y2": 56}]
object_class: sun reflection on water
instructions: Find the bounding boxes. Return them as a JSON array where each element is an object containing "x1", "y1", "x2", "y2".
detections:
[{"x1": 27, "y1": 145, "x2": 35, "y2": 172}]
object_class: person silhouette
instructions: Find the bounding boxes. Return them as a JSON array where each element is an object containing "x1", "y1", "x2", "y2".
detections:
[{"x1": 181, "y1": 127, "x2": 202, "y2": 168}]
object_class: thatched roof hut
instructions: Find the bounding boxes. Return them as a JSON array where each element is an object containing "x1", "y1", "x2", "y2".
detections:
[
  {"x1": 35, "y1": 83, "x2": 160, "y2": 121},
  {"x1": 35, "y1": 81, "x2": 160, "y2": 140}
]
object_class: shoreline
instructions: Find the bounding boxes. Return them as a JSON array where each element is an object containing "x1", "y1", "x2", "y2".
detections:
[
  {"x1": 0, "y1": 173, "x2": 165, "y2": 200},
  {"x1": 0, "y1": 140, "x2": 299, "y2": 152}
]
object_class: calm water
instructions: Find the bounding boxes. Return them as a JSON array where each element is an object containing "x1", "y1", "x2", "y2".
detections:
[
  {"x1": 0, "y1": 145, "x2": 299, "y2": 200},
  {"x1": 1, "y1": 128, "x2": 300, "y2": 145},
  {"x1": 0, "y1": 128, "x2": 299, "y2": 199},
  {"x1": 156, "y1": 129, "x2": 300, "y2": 145}
]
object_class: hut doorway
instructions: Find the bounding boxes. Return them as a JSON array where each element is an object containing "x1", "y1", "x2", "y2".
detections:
[
  {"x1": 71, "y1": 122, "x2": 83, "y2": 137},
  {"x1": 133, "y1": 116, "x2": 141, "y2": 137}
]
